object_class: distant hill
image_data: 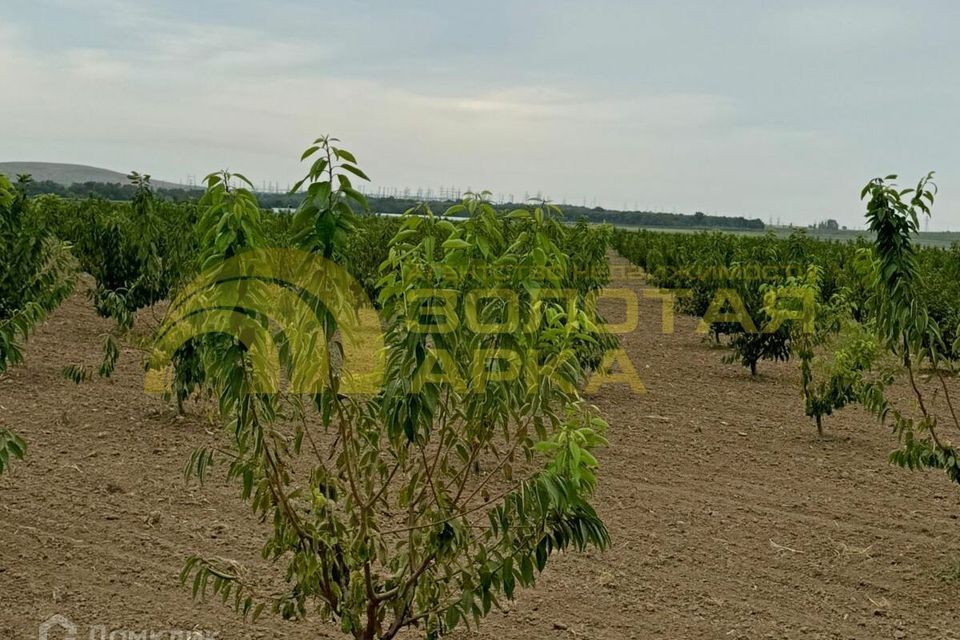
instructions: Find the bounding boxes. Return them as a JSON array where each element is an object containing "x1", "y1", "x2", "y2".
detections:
[
  {"x1": 0, "y1": 162, "x2": 184, "y2": 190},
  {"x1": 5, "y1": 162, "x2": 767, "y2": 231}
]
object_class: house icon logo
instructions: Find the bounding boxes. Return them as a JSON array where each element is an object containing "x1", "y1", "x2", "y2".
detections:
[{"x1": 39, "y1": 614, "x2": 76, "y2": 640}]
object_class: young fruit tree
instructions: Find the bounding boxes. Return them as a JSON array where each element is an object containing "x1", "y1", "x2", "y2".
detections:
[
  {"x1": 164, "y1": 138, "x2": 610, "y2": 639},
  {"x1": 856, "y1": 173, "x2": 960, "y2": 485},
  {"x1": 0, "y1": 174, "x2": 75, "y2": 473},
  {"x1": 762, "y1": 266, "x2": 885, "y2": 436},
  {"x1": 715, "y1": 261, "x2": 792, "y2": 376},
  {"x1": 44, "y1": 172, "x2": 199, "y2": 383}
]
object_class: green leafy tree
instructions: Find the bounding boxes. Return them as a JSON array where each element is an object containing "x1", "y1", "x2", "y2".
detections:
[
  {"x1": 561, "y1": 219, "x2": 618, "y2": 371},
  {"x1": 33, "y1": 173, "x2": 198, "y2": 382},
  {"x1": 175, "y1": 140, "x2": 610, "y2": 639},
  {"x1": 718, "y1": 261, "x2": 792, "y2": 376},
  {"x1": 725, "y1": 324, "x2": 792, "y2": 377},
  {"x1": 764, "y1": 266, "x2": 885, "y2": 435},
  {"x1": 856, "y1": 173, "x2": 960, "y2": 485},
  {"x1": 802, "y1": 319, "x2": 887, "y2": 436},
  {"x1": 166, "y1": 170, "x2": 266, "y2": 412},
  {"x1": 0, "y1": 174, "x2": 76, "y2": 473}
]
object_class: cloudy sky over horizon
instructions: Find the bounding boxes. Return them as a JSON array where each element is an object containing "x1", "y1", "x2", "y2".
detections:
[{"x1": 2, "y1": 0, "x2": 960, "y2": 228}]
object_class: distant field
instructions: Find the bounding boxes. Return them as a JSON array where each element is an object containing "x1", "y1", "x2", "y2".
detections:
[{"x1": 611, "y1": 223, "x2": 960, "y2": 248}]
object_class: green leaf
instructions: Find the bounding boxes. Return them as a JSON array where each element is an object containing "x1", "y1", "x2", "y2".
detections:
[
  {"x1": 333, "y1": 147, "x2": 357, "y2": 163},
  {"x1": 340, "y1": 164, "x2": 370, "y2": 181}
]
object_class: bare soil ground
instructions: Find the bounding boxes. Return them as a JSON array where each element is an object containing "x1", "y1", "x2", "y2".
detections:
[{"x1": 2, "y1": 255, "x2": 959, "y2": 639}]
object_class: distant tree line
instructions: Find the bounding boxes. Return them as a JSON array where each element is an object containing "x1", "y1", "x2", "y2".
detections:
[
  {"x1": 259, "y1": 193, "x2": 766, "y2": 230},
  {"x1": 20, "y1": 179, "x2": 200, "y2": 203},
  {"x1": 18, "y1": 179, "x2": 766, "y2": 230},
  {"x1": 813, "y1": 218, "x2": 841, "y2": 231}
]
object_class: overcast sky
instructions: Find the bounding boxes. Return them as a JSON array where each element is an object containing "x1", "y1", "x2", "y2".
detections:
[{"x1": 2, "y1": 0, "x2": 959, "y2": 228}]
